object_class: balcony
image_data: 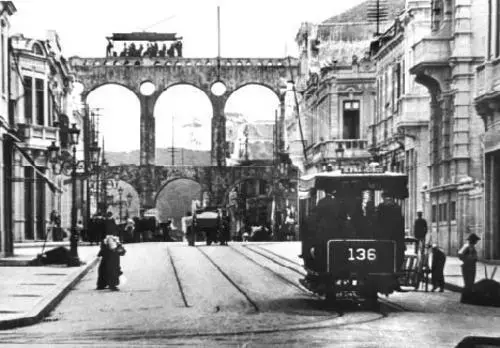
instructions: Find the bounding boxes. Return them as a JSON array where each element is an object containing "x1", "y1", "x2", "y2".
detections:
[
  {"x1": 306, "y1": 139, "x2": 371, "y2": 165},
  {"x1": 475, "y1": 59, "x2": 500, "y2": 102},
  {"x1": 16, "y1": 123, "x2": 58, "y2": 149},
  {"x1": 410, "y1": 37, "x2": 451, "y2": 75}
]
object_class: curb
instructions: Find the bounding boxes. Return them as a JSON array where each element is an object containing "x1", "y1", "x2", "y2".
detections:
[{"x1": 0, "y1": 256, "x2": 100, "y2": 330}]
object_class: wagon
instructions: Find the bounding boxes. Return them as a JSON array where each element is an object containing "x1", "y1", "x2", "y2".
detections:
[
  {"x1": 401, "y1": 237, "x2": 430, "y2": 290},
  {"x1": 194, "y1": 207, "x2": 221, "y2": 246}
]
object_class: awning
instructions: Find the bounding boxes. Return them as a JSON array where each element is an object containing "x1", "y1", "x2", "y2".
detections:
[
  {"x1": 12, "y1": 142, "x2": 63, "y2": 193},
  {"x1": 1, "y1": 126, "x2": 63, "y2": 194}
]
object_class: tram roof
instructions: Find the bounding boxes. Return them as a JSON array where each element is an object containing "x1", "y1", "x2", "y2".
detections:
[
  {"x1": 107, "y1": 32, "x2": 181, "y2": 41},
  {"x1": 299, "y1": 169, "x2": 408, "y2": 197}
]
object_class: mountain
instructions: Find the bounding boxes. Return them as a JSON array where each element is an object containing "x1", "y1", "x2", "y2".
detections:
[{"x1": 106, "y1": 148, "x2": 211, "y2": 166}]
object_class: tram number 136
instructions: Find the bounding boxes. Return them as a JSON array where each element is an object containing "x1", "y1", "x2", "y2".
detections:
[{"x1": 347, "y1": 248, "x2": 377, "y2": 261}]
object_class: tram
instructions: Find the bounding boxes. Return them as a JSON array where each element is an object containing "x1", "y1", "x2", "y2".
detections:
[{"x1": 298, "y1": 165, "x2": 408, "y2": 307}]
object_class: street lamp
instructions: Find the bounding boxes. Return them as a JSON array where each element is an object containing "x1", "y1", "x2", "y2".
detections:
[
  {"x1": 118, "y1": 186, "x2": 124, "y2": 223},
  {"x1": 335, "y1": 142, "x2": 345, "y2": 170},
  {"x1": 47, "y1": 123, "x2": 100, "y2": 267}
]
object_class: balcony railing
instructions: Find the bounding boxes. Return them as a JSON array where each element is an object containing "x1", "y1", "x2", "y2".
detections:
[
  {"x1": 306, "y1": 139, "x2": 371, "y2": 164},
  {"x1": 411, "y1": 37, "x2": 451, "y2": 71},
  {"x1": 17, "y1": 123, "x2": 58, "y2": 148}
]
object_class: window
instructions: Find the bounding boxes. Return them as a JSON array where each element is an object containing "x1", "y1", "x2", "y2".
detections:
[
  {"x1": 450, "y1": 201, "x2": 456, "y2": 221},
  {"x1": 439, "y1": 203, "x2": 447, "y2": 222},
  {"x1": 432, "y1": 204, "x2": 437, "y2": 223},
  {"x1": 343, "y1": 100, "x2": 360, "y2": 139},
  {"x1": 35, "y1": 78, "x2": 44, "y2": 125},
  {"x1": 32, "y1": 43, "x2": 43, "y2": 56},
  {"x1": 24, "y1": 76, "x2": 33, "y2": 123}
]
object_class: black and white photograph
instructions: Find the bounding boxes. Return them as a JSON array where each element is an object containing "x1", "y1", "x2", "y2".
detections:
[{"x1": 0, "y1": 0, "x2": 499, "y2": 346}]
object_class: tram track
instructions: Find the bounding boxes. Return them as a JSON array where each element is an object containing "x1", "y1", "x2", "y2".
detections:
[
  {"x1": 196, "y1": 246, "x2": 260, "y2": 313},
  {"x1": 165, "y1": 246, "x2": 190, "y2": 308},
  {"x1": 240, "y1": 243, "x2": 409, "y2": 315}
]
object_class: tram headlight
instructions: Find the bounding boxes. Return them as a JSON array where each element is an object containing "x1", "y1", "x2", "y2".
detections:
[{"x1": 310, "y1": 247, "x2": 315, "y2": 259}]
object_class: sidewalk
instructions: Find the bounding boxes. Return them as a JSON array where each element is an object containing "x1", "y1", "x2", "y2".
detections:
[
  {"x1": 0, "y1": 244, "x2": 99, "y2": 330},
  {"x1": 255, "y1": 242, "x2": 500, "y2": 293}
]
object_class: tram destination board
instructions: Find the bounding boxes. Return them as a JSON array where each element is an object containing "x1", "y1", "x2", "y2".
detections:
[{"x1": 327, "y1": 240, "x2": 396, "y2": 274}]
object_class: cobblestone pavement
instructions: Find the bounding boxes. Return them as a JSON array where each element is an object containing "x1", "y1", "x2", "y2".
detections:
[{"x1": 0, "y1": 242, "x2": 498, "y2": 347}]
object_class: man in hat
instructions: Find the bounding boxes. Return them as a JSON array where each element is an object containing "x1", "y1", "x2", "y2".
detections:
[
  {"x1": 458, "y1": 233, "x2": 480, "y2": 302},
  {"x1": 430, "y1": 244, "x2": 446, "y2": 292},
  {"x1": 413, "y1": 211, "x2": 428, "y2": 256},
  {"x1": 377, "y1": 191, "x2": 405, "y2": 271}
]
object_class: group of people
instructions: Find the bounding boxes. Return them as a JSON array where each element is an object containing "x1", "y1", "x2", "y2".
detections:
[
  {"x1": 106, "y1": 40, "x2": 183, "y2": 58},
  {"x1": 413, "y1": 209, "x2": 483, "y2": 302}
]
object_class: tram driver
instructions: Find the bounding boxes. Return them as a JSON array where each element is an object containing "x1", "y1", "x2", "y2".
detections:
[{"x1": 376, "y1": 190, "x2": 405, "y2": 272}]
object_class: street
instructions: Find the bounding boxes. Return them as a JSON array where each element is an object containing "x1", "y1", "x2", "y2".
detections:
[{"x1": 0, "y1": 242, "x2": 498, "y2": 347}]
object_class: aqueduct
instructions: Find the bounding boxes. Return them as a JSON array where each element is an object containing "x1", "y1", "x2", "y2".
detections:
[{"x1": 69, "y1": 56, "x2": 300, "y2": 208}]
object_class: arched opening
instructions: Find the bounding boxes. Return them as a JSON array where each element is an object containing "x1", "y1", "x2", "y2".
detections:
[
  {"x1": 154, "y1": 85, "x2": 212, "y2": 165},
  {"x1": 225, "y1": 84, "x2": 280, "y2": 165},
  {"x1": 86, "y1": 84, "x2": 140, "y2": 164},
  {"x1": 155, "y1": 178, "x2": 202, "y2": 240}
]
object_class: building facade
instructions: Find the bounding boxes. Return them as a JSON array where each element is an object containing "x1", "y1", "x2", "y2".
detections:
[
  {"x1": 369, "y1": 1, "x2": 432, "y2": 234},
  {"x1": 0, "y1": 1, "x2": 15, "y2": 256},
  {"x1": 474, "y1": 0, "x2": 500, "y2": 259},
  {"x1": 10, "y1": 31, "x2": 83, "y2": 242},
  {"x1": 410, "y1": 0, "x2": 487, "y2": 256}
]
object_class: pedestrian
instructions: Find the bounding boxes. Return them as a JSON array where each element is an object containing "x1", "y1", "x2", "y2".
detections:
[
  {"x1": 414, "y1": 211, "x2": 428, "y2": 255},
  {"x1": 104, "y1": 212, "x2": 118, "y2": 236},
  {"x1": 96, "y1": 232, "x2": 126, "y2": 291},
  {"x1": 430, "y1": 244, "x2": 446, "y2": 292},
  {"x1": 377, "y1": 191, "x2": 405, "y2": 271},
  {"x1": 458, "y1": 232, "x2": 480, "y2": 303}
]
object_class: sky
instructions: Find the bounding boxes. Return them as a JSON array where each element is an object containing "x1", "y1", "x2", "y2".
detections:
[{"x1": 10, "y1": 0, "x2": 366, "y2": 152}]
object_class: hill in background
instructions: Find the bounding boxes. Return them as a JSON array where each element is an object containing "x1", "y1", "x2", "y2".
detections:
[{"x1": 106, "y1": 148, "x2": 211, "y2": 166}]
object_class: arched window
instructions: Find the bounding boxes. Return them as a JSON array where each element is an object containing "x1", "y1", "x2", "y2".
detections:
[{"x1": 32, "y1": 43, "x2": 43, "y2": 56}]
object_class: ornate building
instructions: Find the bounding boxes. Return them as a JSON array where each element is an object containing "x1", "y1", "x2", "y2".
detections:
[
  {"x1": 369, "y1": 1, "x2": 431, "y2": 233},
  {"x1": 0, "y1": 1, "x2": 15, "y2": 256},
  {"x1": 475, "y1": 0, "x2": 500, "y2": 259},
  {"x1": 410, "y1": 0, "x2": 487, "y2": 256},
  {"x1": 291, "y1": 1, "x2": 406, "y2": 174},
  {"x1": 10, "y1": 30, "x2": 82, "y2": 242}
]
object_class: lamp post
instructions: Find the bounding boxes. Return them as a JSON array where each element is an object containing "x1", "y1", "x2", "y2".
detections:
[
  {"x1": 118, "y1": 186, "x2": 124, "y2": 223},
  {"x1": 47, "y1": 124, "x2": 100, "y2": 267},
  {"x1": 335, "y1": 142, "x2": 345, "y2": 170}
]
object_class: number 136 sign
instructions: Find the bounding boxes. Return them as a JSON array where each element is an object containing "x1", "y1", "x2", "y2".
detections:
[{"x1": 328, "y1": 240, "x2": 395, "y2": 273}]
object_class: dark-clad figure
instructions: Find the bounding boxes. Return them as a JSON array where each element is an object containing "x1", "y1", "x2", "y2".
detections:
[
  {"x1": 175, "y1": 40, "x2": 183, "y2": 57},
  {"x1": 159, "y1": 43, "x2": 167, "y2": 57},
  {"x1": 167, "y1": 43, "x2": 175, "y2": 57},
  {"x1": 308, "y1": 188, "x2": 347, "y2": 272},
  {"x1": 414, "y1": 211, "x2": 428, "y2": 254},
  {"x1": 377, "y1": 191, "x2": 405, "y2": 271},
  {"x1": 96, "y1": 233, "x2": 124, "y2": 291},
  {"x1": 104, "y1": 212, "x2": 118, "y2": 236},
  {"x1": 430, "y1": 244, "x2": 446, "y2": 292},
  {"x1": 106, "y1": 40, "x2": 113, "y2": 57},
  {"x1": 458, "y1": 233, "x2": 480, "y2": 302}
]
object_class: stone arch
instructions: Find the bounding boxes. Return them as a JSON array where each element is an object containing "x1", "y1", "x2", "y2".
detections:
[
  {"x1": 158, "y1": 82, "x2": 212, "y2": 106},
  {"x1": 414, "y1": 73, "x2": 442, "y2": 99},
  {"x1": 81, "y1": 81, "x2": 137, "y2": 100},
  {"x1": 154, "y1": 177, "x2": 204, "y2": 225},
  {"x1": 227, "y1": 82, "x2": 281, "y2": 102}
]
